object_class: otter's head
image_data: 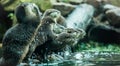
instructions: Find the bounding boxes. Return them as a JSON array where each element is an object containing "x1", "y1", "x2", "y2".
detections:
[
  {"x1": 42, "y1": 9, "x2": 61, "y2": 24},
  {"x1": 15, "y1": 3, "x2": 42, "y2": 23}
]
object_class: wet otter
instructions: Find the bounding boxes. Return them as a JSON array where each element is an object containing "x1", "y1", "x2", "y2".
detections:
[
  {"x1": 0, "y1": 3, "x2": 42, "y2": 66},
  {"x1": 33, "y1": 9, "x2": 86, "y2": 62},
  {"x1": 34, "y1": 26, "x2": 86, "y2": 62},
  {"x1": 23, "y1": 9, "x2": 62, "y2": 62}
]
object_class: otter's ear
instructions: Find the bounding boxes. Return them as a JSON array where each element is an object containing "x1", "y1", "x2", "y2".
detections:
[{"x1": 15, "y1": 6, "x2": 25, "y2": 23}]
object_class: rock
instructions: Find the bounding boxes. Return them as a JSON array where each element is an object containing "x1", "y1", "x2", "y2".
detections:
[
  {"x1": 105, "y1": 8, "x2": 120, "y2": 28},
  {"x1": 104, "y1": 5, "x2": 120, "y2": 28},
  {"x1": 37, "y1": 0, "x2": 52, "y2": 11},
  {"x1": 86, "y1": 0, "x2": 110, "y2": 17},
  {"x1": 0, "y1": 0, "x2": 19, "y2": 11},
  {"x1": 86, "y1": 0, "x2": 109, "y2": 8},
  {"x1": 69, "y1": 0, "x2": 84, "y2": 5},
  {"x1": 52, "y1": 2, "x2": 76, "y2": 16},
  {"x1": 87, "y1": 23, "x2": 120, "y2": 44},
  {"x1": 103, "y1": 4, "x2": 118, "y2": 11}
]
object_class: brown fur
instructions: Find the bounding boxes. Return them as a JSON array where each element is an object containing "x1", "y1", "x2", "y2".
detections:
[
  {"x1": 24, "y1": 9, "x2": 61, "y2": 62},
  {"x1": 0, "y1": 3, "x2": 42, "y2": 66}
]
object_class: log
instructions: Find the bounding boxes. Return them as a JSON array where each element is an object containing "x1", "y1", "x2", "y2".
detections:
[{"x1": 65, "y1": 4, "x2": 95, "y2": 30}]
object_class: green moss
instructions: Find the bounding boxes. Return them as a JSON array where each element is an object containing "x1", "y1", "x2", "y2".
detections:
[
  {"x1": 75, "y1": 41, "x2": 120, "y2": 52},
  {"x1": 31, "y1": 0, "x2": 52, "y2": 11}
]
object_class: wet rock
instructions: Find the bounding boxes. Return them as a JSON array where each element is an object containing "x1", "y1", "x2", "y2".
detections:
[
  {"x1": 87, "y1": 23, "x2": 120, "y2": 44},
  {"x1": 86, "y1": 0, "x2": 110, "y2": 17},
  {"x1": 68, "y1": 0, "x2": 84, "y2": 5},
  {"x1": 103, "y1": 4, "x2": 118, "y2": 11},
  {"x1": 52, "y1": 3, "x2": 76, "y2": 16},
  {"x1": 86, "y1": 0, "x2": 109, "y2": 8},
  {"x1": 0, "y1": 0, "x2": 20, "y2": 11},
  {"x1": 37, "y1": 0, "x2": 52, "y2": 11},
  {"x1": 104, "y1": 5, "x2": 120, "y2": 28}
]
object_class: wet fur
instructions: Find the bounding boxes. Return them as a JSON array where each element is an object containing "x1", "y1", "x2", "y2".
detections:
[
  {"x1": 24, "y1": 9, "x2": 60, "y2": 62},
  {"x1": 0, "y1": 3, "x2": 41, "y2": 66}
]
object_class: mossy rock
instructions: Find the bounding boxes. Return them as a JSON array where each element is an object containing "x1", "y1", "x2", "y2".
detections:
[
  {"x1": 109, "y1": 0, "x2": 120, "y2": 7},
  {"x1": 32, "y1": 0, "x2": 52, "y2": 11}
]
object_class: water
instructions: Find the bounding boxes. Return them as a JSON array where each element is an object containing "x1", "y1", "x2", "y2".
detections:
[{"x1": 19, "y1": 51, "x2": 120, "y2": 66}]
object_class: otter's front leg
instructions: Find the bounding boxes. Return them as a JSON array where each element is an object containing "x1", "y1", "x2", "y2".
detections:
[{"x1": 23, "y1": 43, "x2": 37, "y2": 63}]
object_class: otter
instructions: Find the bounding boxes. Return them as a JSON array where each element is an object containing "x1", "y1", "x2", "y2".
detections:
[
  {"x1": 32, "y1": 9, "x2": 86, "y2": 62},
  {"x1": 0, "y1": 3, "x2": 42, "y2": 66},
  {"x1": 34, "y1": 27, "x2": 86, "y2": 62},
  {"x1": 23, "y1": 9, "x2": 63, "y2": 62}
]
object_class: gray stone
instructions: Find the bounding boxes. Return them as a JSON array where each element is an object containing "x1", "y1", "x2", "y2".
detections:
[{"x1": 52, "y1": 3, "x2": 76, "y2": 16}]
